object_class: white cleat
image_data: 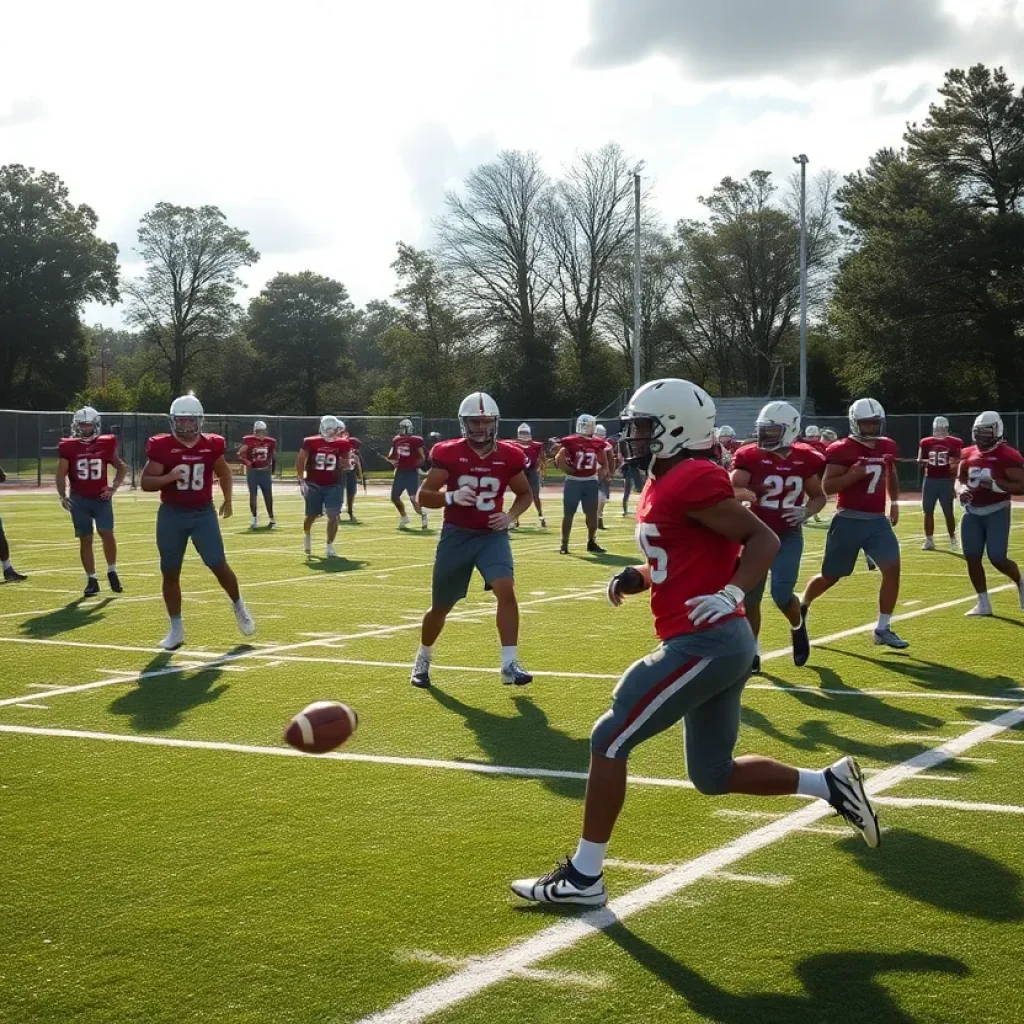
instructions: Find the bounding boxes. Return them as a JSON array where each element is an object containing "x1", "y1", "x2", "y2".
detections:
[
  {"x1": 325, "y1": 544, "x2": 337, "y2": 558},
  {"x1": 233, "y1": 601, "x2": 256, "y2": 637},
  {"x1": 420, "y1": 510, "x2": 429, "y2": 530},
  {"x1": 302, "y1": 533, "x2": 312, "y2": 555},
  {"x1": 949, "y1": 535, "x2": 960, "y2": 554},
  {"x1": 511, "y1": 858, "x2": 608, "y2": 906},
  {"x1": 824, "y1": 755, "x2": 880, "y2": 848},
  {"x1": 921, "y1": 537, "x2": 935, "y2": 551},
  {"x1": 159, "y1": 625, "x2": 185, "y2": 651},
  {"x1": 965, "y1": 602, "x2": 993, "y2": 617},
  {"x1": 399, "y1": 515, "x2": 411, "y2": 529},
  {"x1": 250, "y1": 516, "x2": 258, "y2": 530},
  {"x1": 873, "y1": 627, "x2": 909, "y2": 649}
]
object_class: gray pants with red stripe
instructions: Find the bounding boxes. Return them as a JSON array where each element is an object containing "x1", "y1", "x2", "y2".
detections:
[{"x1": 591, "y1": 617, "x2": 755, "y2": 795}]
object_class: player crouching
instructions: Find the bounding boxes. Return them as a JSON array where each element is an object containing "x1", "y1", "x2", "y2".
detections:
[
  {"x1": 511, "y1": 379, "x2": 879, "y2": 908},
  {"x1": 142, "y1": 394, "x2": 255, "y2": 651},
  {"x1": 56, "y1": 406, "x2": 127, "y2": 596},
  {"x1": 410, "y1": 392, "x2": 535, "y2": 689}
]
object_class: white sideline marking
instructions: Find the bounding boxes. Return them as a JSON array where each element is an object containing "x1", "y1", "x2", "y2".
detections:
[
  {"x1": 991, "y1": 738, "x2": 1024, "y2": 746},
  {"x1": 712, "y1": 871, "x2": 792, "y2": 887},
  {"x1": 603, "y1": 859, "x2": 675, "y2": 874},
  {"x1": 25, "y1": 683, "x2": 64, "y2": 690},
  {"x1": 875, "y1": 797, "x2": 1024, "y2": 815},
  {"x1": 953, "y1": 756, "x2": 997, "y2": 764},
  {"x1": 799, "y1": 825, "x2": 856, "y2": 836},
  {"x1": 714, "y1": 809, "x2": 785, "y2": 821},
  {"x1": 13, "y1": 703, "x2": 48, "y2": 710},
  {"x1": 861, "y1": 769, "x2": 962, "y2": 782},
  {"x1": 398, "y1": 951, "x2": 611, "y2": 991},
  {"x1": 354, "y1": 705, "x2": 1024, "y2": 1024}
]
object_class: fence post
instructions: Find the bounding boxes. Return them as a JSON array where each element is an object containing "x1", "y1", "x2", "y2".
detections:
[{"x1": 36, "y1": 415, "x2": 42, "y2": 487}]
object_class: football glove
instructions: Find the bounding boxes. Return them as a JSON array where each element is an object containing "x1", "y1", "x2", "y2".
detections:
[
  {"x1": 781, "y1": 507, "x2": 808, "y2": 527},
  {"x1": 607, "y1": 566, "x2": 648, "y2": 607},
  {"x1": 686, "y1": 584, "x2": 745, "y2": 626},
  {"x1": 60, "y1": 496, "x2": 73, "y2": 513}
]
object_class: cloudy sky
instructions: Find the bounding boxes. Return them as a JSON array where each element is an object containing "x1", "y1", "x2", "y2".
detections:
[{"x1": 3, "y1": 0, "x2": 1022, "y2": 327}]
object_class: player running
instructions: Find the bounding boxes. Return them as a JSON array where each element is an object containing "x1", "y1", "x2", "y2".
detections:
[
  {"x1": 800, "y1": 398, "x2": 908, "y2": 649},
  {"x1": 512, "y1": 423, "x2": 547, "y2": 528},
  {"x1": 297, "y1": 415, "x2": 353, "y2": 558},
  {"x1": 731, "y1": 402, "x2": 826, "y2": 672},
  {"x1": 594, "y1": 424, "x2": 615, "y2": 530},
  {"x1": 0, "y1": 465, "x2": 27, "y2": 583},
  {"x1": 555, "y1": 414, "x2": 609, "y2": 555},
  {"x1": 918, "y1": 416, "x2": 962, "y2": 552},
  {"x1": 339, "y1": 423, "x2": 362, "y2": 522},
  {"x1": 142, "y1": 394, "x2": 255, "y2": 651},
  {"x1": 410, "y1": 392, "x2": 535, "y2": 689},
  {"x1": 56, "y1": 406, "x2": 127, "y2": 596},
  {"x1": 388, "y1": 419, "x2": 428, "y2": 529},
  {"x1": 511, "y1": 379, "x2": 880, "y2": 907},
  {"x1": 238, "y1": 420, "x2": 277, "y2": 530},
  {"x1": 958, "y1": 412, "x2": 1024, "y2": 617}
]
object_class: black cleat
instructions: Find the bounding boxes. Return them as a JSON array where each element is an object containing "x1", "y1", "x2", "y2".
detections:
[
  {"x1": 3, "y1": 566, "x2": 27, "y2": 583},
  {"x1": 107, "y1": 570, "x2": 123, "y2": 594},
  {"x1": 825, "y1": 755, "x2": 880, "y2": 848},
  {"x1": 751, "y1": 655, "x2": 761, "y2": 675},
  {"x1": 598, "y1": 518, "x2": 607, "y2": 530},
  {"x1": 793, "y1": 606, "x2": 811, "y2": 667},
  {"x1": 587, "y1": 540, "x2": 606, "y2": 554},
  {"x1": 410, "y1": 655, "x2": 432, "y2": 689},
  {"x1": 83, "y1": 577, "x2": 100, "y2": 597},
  {"x1": 559, "y1": 544, "x2": 569, "y2": 555}
]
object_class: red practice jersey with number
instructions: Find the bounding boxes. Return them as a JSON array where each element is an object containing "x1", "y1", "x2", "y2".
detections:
[
  {"x1": 146, "y1": 433, "x2": 226, "y2": 507},
  {"x1": 732, "y1": 442, "x2": 825, "y2": 535},
  {"x1": 301, "y1": 436, "x2": 353, "y2": 487},
  {"x1": 391, "y1": 435, "x2": 425, "y2": 470},
  {"x1": 58, "y1": 435, "x2": 119, "y2": 499},
  {"x1": 636, "y1": 458, "x2": 744, "y2": 640},
  {"x1": 826, "y1": 436, "x2": 898, "y2": 515},
  {"x1": 345, "y1": 436, "x2": 361, "y2": 465},
  {"x1": 431, "y1": 438, "x2": 526, "y2": 531},
  {"x1": 960, "y1": 442, "x2": 1024, "y2": 508},
  {"x1": 919, "y1": 435, "x2": 963, "y2": 479},
  {"x1": 515, "y1": 440, "x2": 546, "y2": 471},
  {"x1": 241, "y1": 434, "x2": 277, "y2": 470},
  {"x1": 560, "y1": 435, "x2": 607, "y2": 478}
]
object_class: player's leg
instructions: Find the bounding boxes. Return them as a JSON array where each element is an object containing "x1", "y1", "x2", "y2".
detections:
[
  {"x1": 405, "y1": 471, "x2": 428, "y2": 528},
  {"x1": 344, "y1": 470, "x2": 357, "y2": 520},
  {"x1": 191, "y1": 506, "x2": 255, "y2": 636},
  {"x1": 622, "y1": 468, "x2": 633, "y2": 515},
  {"x1": 390, "y1": 472, "x2": 408, "y2": 523},
  {"x1": 0, "y1": 515, "x2": 25, "y2": 581},
  {"x1": 582, "y1": 481, "x2": 604, "y2": 552},
  {"x1": 939, "y1": 481, "x2": 957, "y2": 551},
  {"x1": 961, "y1": 512, "x2": 992, "y2": 615},
  {"x1": 94, "y1": 497, "x2": 120, "y2": 592},
  {"x1": 771, "y1": 531, "x2": 810, "y2": 666},
  {"x1": 262, "y1": 474, "x2": 275, "y2": 525},
  {"x1": 324, "y1": 486, "x2": 342, "y2": 555},
  {"x1": 802, "y1": 517, "x2": 856, "y2": 611},
  {"x1": 744, "y1": 572, "x2": 766, "y2": 673},
  {"x1": 922, "y1": 479, "x2": 937, "y2": 550},
  {"x1": 72, "y1": 502, "x2": 102, "y2": 596},
  {"x1": 156, "y1": 505, "x2": 189, "y2": 649},
  {"x1": 597, "y1": 478, "x2": 609, "y2": 530},
  {"x1": 529, "y1": 472, "x2": 545, "y2": 524},
  {"x1": 478, "y1": 532, "x2": 531, "y2": 684},
  {"x1": 983, "y1": 507, "x2": 1022, "y2": 609},
  {"x1": 248, "y1": 471, "x2": 259, "y2": 526},
  {"x1": 560, "y1": 481, "x2": 578, "y2": 553},
  {"x1": 863, "y1": 519, "x2": 907, "y2": 647},
  {"x1": 303, "y1": 483, "x2": 323, "y2": 553}
]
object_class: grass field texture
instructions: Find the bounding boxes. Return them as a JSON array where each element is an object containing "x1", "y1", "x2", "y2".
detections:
[{"x1": 1, "y1": 486, "x2": 1023, "y2": 1024}]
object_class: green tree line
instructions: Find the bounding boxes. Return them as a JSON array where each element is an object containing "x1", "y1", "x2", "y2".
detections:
[{"x1": 2, "y1": 65, "x2": 1023, "y2": 417}]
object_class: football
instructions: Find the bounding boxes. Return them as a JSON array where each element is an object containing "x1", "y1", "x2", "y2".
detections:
[{"x1": 284, "y1": 701, "x2": 358, "y2": 754}]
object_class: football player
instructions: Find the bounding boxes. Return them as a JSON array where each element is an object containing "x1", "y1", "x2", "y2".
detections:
[
  {"x1": 511, "y1": 379, "x2": 880, "y2": 907},
  {"x1": 296, "y1": 415, "x2": 353, "y2": 557},
  {"x1": 555, "y1": 414, "x2": 610, "y2": 555},
  {"x1": 56, "y1": 406, "x2": 127, "y2": 596},
  {"x1": 918, "y1": 416, "x2": 963, "y2": 552},
  {"x1": 731, "y1": 402, "x2": 826, "y2": 671},
  {"x1": 594, "y1": 424, "x2": 616, "y2": 530},
  {"x1": 238, "y1": 420, "x2": 277, "y2": 530},
  {"x1": 340, "y1": 422, "x2": 362, "y2": 521},
  {"x1": 803, "y1": 425, "x2": 828, "y2": 456},
  {"x1": 958, "y1": 412, "x2": 1024, "y2": 617},
  {"x1": 512, "y1": 423, "x2": 547, "y2": 528},
  {"x1": 0, "y1": 465, "x2": 27, "y2": 583},
  {"x1": 411, "y1": 392, "x2": 536, "y2": 688},
  {"x1": 387, "y1": 418, "x2": 428, "y2": 529},
  {"x1": 716, "y1": 425, "x2": 743, "y2": 468},
  {"x1": 619, "y1": 433, "x2": 647, "y2": 517},
  {"x1": 800, "y1": 398, "x2": 908, "y2": 649},
  {"x1": 141, "y1": 393, "x2": 255, "y2": 650}
]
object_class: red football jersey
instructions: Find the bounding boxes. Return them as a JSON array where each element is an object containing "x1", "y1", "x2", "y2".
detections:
[
  {"x1": 722, "y1": 437, "x2": 744, "y2": 454},
  {"x1": 637, "y1": 458, "x2": 744, "y2": 640},
  {"x1": 391, "y1": 435, "x2": 425, "y2": 470},
  {"x1": 961, "y1": 442, "x2": 1024, "y2": 508},
  {"x1": 732, "y1": 442, "x2": 825, "y2": 535},
  {"x1": 241, "y1": 434, "x2": 276, "y2": 471},
  {"x1": 301, "y1": 436, "x2": 354, "y2": 487},
  {"x1": 431, "y1": 439, "x2": 527, "y2": 531},
  {"x1": 346, "y1": 436, "x2": 362, "y2": 462},
  {"x1": 804, "y1": 438, "x2": 828, "y2": 457},
  {"x1": 560, "y1": 435, "x2": 608, "y2": 478},
  {"x1": 146, "y1": 433, "x2": 226, "y2": 507},
  {"x1": 515, "y1": 440, "x2": 546, "y2": 471},
  {"x1": 58, "y1": 435, "x2": 119, "y2": 499},
  {"x1": 826, "y1": 436, "x2": 898, "y2": 515},
  {"x1": 919, "y1": 435, "x2": 963, "y2": 479}
]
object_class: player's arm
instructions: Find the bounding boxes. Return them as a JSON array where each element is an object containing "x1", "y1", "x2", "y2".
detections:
[
  {"x1": 607, "y1": 562, "x2": 651, "y2": 607},
  {"x1": 295, "y1": 448, "x2": 309, "y2": 491},
  {"x1": 105, "y1": 454, "x2": 128, "y2": 499},
  {"x1": 916, "y1": 445, "x2": 927, "y2": 466},
  {"x1": 598, "y1": 448, "x2": 611, "y2": 480},
  {"x1": 997, "y1": 465, "x2": 1024, "y2": 495},
  {"x1": 729, "y1": 467, "x2": 757, "y2": 506},
  {"x1": 386, "y1": 445, "x2": 399, "y2": 467},
  {"x1": 417, "y1": 466, "x2": 451, "y2": 509},
  {"x1": 500, "y1": 471, "x2": 534, "y2": 528},
  {"x1": 214, "y1": 455, "x2": 233, "y2": 518},
  {"x1": 56, "y1": 457, "x2": 73, "y2": 510},
  {"x1": 554, "y1": 446, "x2": 570, "y2": 471},
  {"x1": 141, "y1": 459, "x2": 185, "y2": 491},
  {"x1": 822, "y1": 461, "x2": 866, "y2": 495},
  {"x1": 802, "y1": 473, "x2": 828, "y2": 519},
  {"x1": 237, "y1": 443, "x2": 252, "y2": 468},
  {"x1": 886, "y1": 459, "x2": 900, "y2": 526}
]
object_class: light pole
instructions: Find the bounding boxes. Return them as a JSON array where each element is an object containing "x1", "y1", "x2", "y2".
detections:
[
  {"x1": 793, "y1": 153, "x2": 809, "y2": 414},
  {"x1": 633, "y1": 169, "x2": 642, "y2": 393}
]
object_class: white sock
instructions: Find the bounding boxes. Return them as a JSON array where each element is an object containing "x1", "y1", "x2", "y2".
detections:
[
  {"x1": 977, "y1": 591, "x2": 991, "y2": 606},
  {"x1": 796, "y1": 769, "x2": 831, "y2": 801},
  {"x1": 501, "y1": 645, "x2": 517, "y2": 666},
  {"x1": 571, "y1": 838, "x2": 608, "y2": 878},
  {"x1": 87, "y1": 573, "x2": 97, "y2": 581},
  {"x1": 232, "y1": 597, "x2": 245, "y2": 610},
  {"x1": 1, "y1": 560, "x2": 11, "y2": 571},
  {"x1": 107, "y1": 563, "x2": 117, "y2": 573},
  {"x1": 877, "y1": 613, "x2": 892, "y2": 631},
  {"x1": 754, "y1": 638, "x2": 761, "y2": 654},
  {"x1": 169, "y1": 615, "x2": 183, "y2": 631},
  {"x1": 417, "y1": 643, "x2": 433, "y2": 663}
]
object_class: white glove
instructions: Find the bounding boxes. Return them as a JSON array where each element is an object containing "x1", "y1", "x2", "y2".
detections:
[
  {"x1": 451, "y1": 485, "x2": 478, "y2": 507},
  {"x1": 60, "y1": 496, "x2": 73, "y2": 513},
  {"x1": 298, "y1": 479, "x2": 309, "y2": 497},
  {"x1": 172, "y1": 464, "x2": 191, "y2": 484},
  {"x1": 781, "y1": 507, "x2": 808, "y2": 527},
  {"x1": 685, "y1": 584, "x2": 745, "y2": 626},
  {"x1": 488, "y1": 511, "x2": 512, "y2": 531}
]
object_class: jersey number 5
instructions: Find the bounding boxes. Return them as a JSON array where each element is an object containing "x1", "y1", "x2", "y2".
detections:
[
  {"x1": 637, "y1": 523, "x2": 668, "y2": 584},
  {"x1": 456, "y1": 474, "x2": 501, "y2": 511},
  {"x1": 176, "y1": 464, "x2": 206, "y2": 491}
]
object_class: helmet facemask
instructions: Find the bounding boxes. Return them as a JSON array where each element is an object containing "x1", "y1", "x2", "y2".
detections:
[
  {"x1": 462, "y1": 415, "x2": 497, "y2": 450},
  {"x1": 619, "y1": 413, "x2": 664, "y2": 465},
  {"x1": 756, "y1": 422, "x2": 785, "y2": 451},
  {"x1": 172, "y1": 416, "x2": 201, "y2": 441}
]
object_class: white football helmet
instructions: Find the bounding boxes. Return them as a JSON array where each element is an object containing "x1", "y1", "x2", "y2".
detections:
[
  {"x1": 458, "y1": 392, "x2": 500, "y2": 449},
  {"x1": 821, "y1": 428, "x2": 838, "y2": 444},
  {"x1": 756, "y1": 401, "x2": 800, "y2": 451},
  {"x1": 620, "y1": 378, "x2": 716, "y2": 464},
  {"x1": 932, "y1": 416, "x2": 950, "y2": 438},
  {"x1": 973, "y1": 411, "x2": 1004, "y2": 450},
  {"x1": 319, "y1": 415, "x2": 343, "y2": 440},
  {"x1": 253, "y1": 420, "x2": 267, "y2": 435},
  {"x1": 804, "y1": 425, "x2": 821, "y2": 440},
  {"x1": 517, "y1": 423, "x2": 532, "y2": 441},
  {"x1": 576, "y1": 414, "x2": 596, "y2": 437},
  {"x1": 336, "y1": 419, "x2": 346, "y2": 433},
  {"x1": 595, "y1": 424, "x2": 607, "y2": 438},
  {"x1": 849, "y1": 398, "x2": 885, "y2": 442},
  {"x1": 170, "y1": 393, "x2": 204, "y2": 440},
  {"x1": 72, "y1": 406, "x2": 101, "y2": 442},
  {"x1": 398, "y1": 418, "x2": 414, "y2": 436},
  {"x1": 716, "y1": 425, "x2": 736, "y2": 442}
]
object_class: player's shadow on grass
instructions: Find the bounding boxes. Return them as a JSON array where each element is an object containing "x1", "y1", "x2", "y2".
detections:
[
  {"x1": 828, "y1": 649, "x2": 1019, "y2": 697},
  {"x1": 304, "y1": 556, "x2": 369, "y2": 574},
  {"x1": 842, "y1": 829, "x2": 1024, "y2": 922},
  {"x1": 991, "y1": 615, "x2": 1024, "y2": 629},
  {"x1": 579, "y1": 551, "x2": 638, "y2": 567},
  {"x1": 108, "y1": 650, "x2": 240, "y2": 732},
  {"x1": 605, "y1": 925, "x2": 968, "y2": 1024},
  {"x1": 427, "y1": 688, "x2": 587, "y2": 799},
  {"x1": 18, "y1": 597, "x2": 114, "y2": 639}
]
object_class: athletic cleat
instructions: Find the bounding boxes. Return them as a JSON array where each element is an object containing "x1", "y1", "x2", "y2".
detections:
[
  {"x1": 302, "y1": 533, "x2": 312, "y2": 555},
  {"x1": 559, "y1": 544, "x2": 569, "y2": 555},
  {"x1": 751, "y1": 655, "x2": 761, "y2": 675},
  {"x1": 865, "y1": 557, "x2": 878, "y2": 571},
  {"x1": 511, "y1": 857, "x2": 607, "y2": 906},
  {"x1": 587, "y1": 540, "x2": 607, "y2": 554},
  {"x1": 540, "y1": 517, "x2": 547, "y2": 528},
  {"x1": 501, "y1": 660, "x2": 533, "y2": 686},
  {"x1": 965, "y1": 602, "x2": 993, "y2": 617},
  {"x1": 921, "y1": 537, "x2": 935, "y2": 551},
  {"x1": 250, "y1": 516, "x2": 258, "y2": 530},
  {"x1": 325, "y1": 544, "x2": 337, "y2": 558},
  {"x1": 622, "y1": 509, "x2": 629, "y2": 517},
  {"x1": 347, "y1": 511, "x2": 355, "y2": 522},
  {"x1": 268, "y1": 519, "x2": 276, "y2": 529},
  {"x1": 793, "y1": 607, "x2": 811, "y2": 667},
  {"x1": 83, "y1": 577, "x2": 100, "y2": 598},
  {"x1": 410, "y1": 655, "x2": 432, "y2": 689},
  {"x1": 598, "y1": 518, "x2": 607, "y2": 531},
  {"x1": 873, "y1": 627, "x2": 909, "y2": 649},
  {"x1": 399, "y1": 515, "x2": 411, "y2": 529},
  {"x1": 3, "y1": 566, "x2": 27, "y2": 583},
  {"x1": 107, "y1": 570, "x2": 123, "y2": 594},
  {"x1": 421, "y1": 510, "x2": 429, "y2": 530},
  {"x1": 159, "y1": 626, "x2": 184, "y2": 651},
  {"x1": 233, "y1": 601, "x2": 256, "y2": 637},
  {"x1": 824, "y1": 755, "x2": 880, "y2": 848},
  {"x1": 949, "y1": 535, "x2": 960, "y2": 554}
]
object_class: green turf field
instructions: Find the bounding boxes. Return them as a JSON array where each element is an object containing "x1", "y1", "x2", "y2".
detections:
[{"x1": 1, "y1": 487, "x2": 1023, "y2": 1024}]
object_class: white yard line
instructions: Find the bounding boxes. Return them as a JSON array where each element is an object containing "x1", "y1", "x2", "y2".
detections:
[
  {"x1": 873, "y1": 796, "x2": 1024, "y2": 814},
  {"x1": 353, "y1": 705, "x2": 1024, "y2": 1024}
]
